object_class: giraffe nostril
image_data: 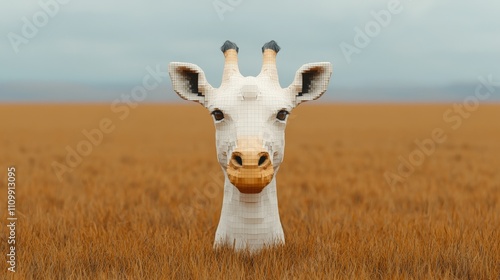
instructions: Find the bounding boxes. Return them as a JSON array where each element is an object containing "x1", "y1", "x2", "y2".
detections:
[
  {"x1": 258, "y1": 155, "x2": 268, "y2": 166},
  {"x1": 233, "y1": 155, "x2": 243, "y2": 166}
]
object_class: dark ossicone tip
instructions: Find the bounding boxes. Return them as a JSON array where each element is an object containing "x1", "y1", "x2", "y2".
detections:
[
  {"x1": 221, "y1": 40, "x2": 239, "y2": 53},
  {"x1": 262, "y1": 40, "x2": 280, "y2": 53}
]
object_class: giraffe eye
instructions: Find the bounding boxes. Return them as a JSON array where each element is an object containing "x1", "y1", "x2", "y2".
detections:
[
  {"x1": 276, "y1": 110, "x2": 289, "y2": 121},
  {"x1": 212, "y1": 110, "x2": 224, "y2": 121}
]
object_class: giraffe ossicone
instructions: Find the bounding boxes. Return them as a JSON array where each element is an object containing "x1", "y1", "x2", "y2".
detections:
[{"x1": 168, "y1": 40, "x2": 333, "y2": 251}]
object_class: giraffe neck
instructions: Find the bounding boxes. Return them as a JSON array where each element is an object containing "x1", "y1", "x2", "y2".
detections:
[{"x1": 214, "y1": 176, "x2": 285, "y2": 251}]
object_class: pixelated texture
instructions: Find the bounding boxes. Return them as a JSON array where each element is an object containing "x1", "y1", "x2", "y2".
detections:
[
  {"x1": 168, "y1": 40, "x2": 333, "y2": 252},
  {"x1": 168, "y1": 63, "x2": 213, "y2": 105},
  {"x1": 262, "y1": 40, "x2": 281, "y2": 53},
  {"x1": 220, "y1": 40, "x2": 239, "y2": 53}
]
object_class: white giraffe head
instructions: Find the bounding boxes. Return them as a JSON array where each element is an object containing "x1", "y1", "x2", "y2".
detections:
[{"x1": 169, "y1": 40, "x2": 332, "y2": 194}]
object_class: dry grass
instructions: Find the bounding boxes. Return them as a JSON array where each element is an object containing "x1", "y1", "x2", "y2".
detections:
[{"x1": 0, "y1": 103, "x2": 499, "y2": 279}]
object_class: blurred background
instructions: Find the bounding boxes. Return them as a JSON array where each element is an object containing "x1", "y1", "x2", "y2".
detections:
[{"x1": 1, "y1": 0, "x2": 499, "y2": 103}]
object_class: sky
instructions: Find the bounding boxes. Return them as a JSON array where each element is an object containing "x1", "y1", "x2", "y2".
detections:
[{"x1": 1, "y1": 0, "x2": 499, "y2": 102}]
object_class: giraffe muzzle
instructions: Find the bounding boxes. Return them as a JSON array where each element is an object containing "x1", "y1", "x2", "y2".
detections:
[{"x1": 226, "y1": 139, "x2": 274, "y2": 194}]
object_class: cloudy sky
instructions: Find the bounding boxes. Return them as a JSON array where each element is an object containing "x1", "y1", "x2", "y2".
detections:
[{"x1": 1, "y1": 0, "x2": 499, "y2": 102}]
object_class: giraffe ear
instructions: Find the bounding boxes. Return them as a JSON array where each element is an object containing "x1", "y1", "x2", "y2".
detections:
[
  {"x1": 286, "y1": 62, "x2": 332, "y2": 107},
  {"x1": 168, "y1": 62, "x2": 214, "y2": 106}
]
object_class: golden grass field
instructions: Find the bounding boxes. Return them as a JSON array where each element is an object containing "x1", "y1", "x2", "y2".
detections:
[{"x1": 0, "y1": 104, "x2": 499, "y2": 279}]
